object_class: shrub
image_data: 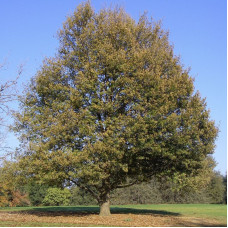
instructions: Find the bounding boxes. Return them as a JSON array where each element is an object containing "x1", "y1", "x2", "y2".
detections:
[{"x1": 42, "y1": 187, "x2": 71, "y2": 206}]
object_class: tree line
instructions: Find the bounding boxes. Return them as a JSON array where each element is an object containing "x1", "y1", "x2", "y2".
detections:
[{"x1": 0, "y1": 160, "x2": 226, "y2": 207}]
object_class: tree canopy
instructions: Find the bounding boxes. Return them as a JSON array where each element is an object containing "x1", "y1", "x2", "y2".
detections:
[{"x1": 14, "y1": 1, "x2": 218, "y2": 216}]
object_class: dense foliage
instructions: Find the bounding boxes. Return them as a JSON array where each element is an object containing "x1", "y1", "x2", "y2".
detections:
[
  {"x1": 25, "y1": 182, "x2": 49, "y2": 206},
  {"x1": 0, "y1": 161, "x2": 29, "y2": 207},
  {"x1": 111, "y1": 172, "x2": 226, "y2": 205},
  {"x1": 223, "y1": 174, "x2": 227, "y2": 204},
  {"x1": 14, "y1": 1, "x2": 218, "y2": 215},
  {"x1": 70, "y1": 186, "x2": 97, "y2": 205},
  {"x1": 42, "y1": 187, "x2": 71, "y2": 206}
]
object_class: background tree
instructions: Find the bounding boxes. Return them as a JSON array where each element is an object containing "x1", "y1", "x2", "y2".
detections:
[
  {"x1": 0, "y1": 160, "x2": 30, "y2": 207},
  {"x1": 70, "y1": 186, "x2": 97, "y2": 206},
  {"x1": 0, "y1": 61, "x2": 23, "y2": 206},
  {"x1": 111, "y1": 169, "x2": 226, "y2": 205},
  {"x1": 111, "y1": 177, "x2": 163, "y2": 205},
  {"x1": 42, "y1": 187, "x2": 71, "y2": 206},
  {"x1": 223, "y1": 174, "x2": 227, "y2": 204},
  {"x1": 14, "y1": 2, "x2": 218, "y2": 215},
  {"x1": 25, "y1": 181, "x2": 49, "y2": 206},
  {"x1": 205, "y1": 171, "x2": 225, "y2": 204}
]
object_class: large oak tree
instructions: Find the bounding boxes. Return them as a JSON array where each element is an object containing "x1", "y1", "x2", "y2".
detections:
[{"x1": 14, "y1": 2, "x2": 218, "y2": 216}]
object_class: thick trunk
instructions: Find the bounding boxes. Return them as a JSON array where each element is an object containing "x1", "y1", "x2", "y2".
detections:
[{"x1": 99, "y1": 193, "x2": 111, "y2": 216}]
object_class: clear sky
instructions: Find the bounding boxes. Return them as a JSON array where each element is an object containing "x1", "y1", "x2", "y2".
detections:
[{"x1": 0, "y1": 0, "x2": 227, "y2": 174}]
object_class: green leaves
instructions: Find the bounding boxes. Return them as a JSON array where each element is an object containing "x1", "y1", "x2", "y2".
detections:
[{"x1": 42, "y1": 188, "x2": 71, "y2": 206}]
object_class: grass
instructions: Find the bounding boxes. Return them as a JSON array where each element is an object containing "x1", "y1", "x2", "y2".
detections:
[
  {"x1": 115, "y1": 204, "x2": 227, "y2": 220},
  {"x1": 0, "y1": 204, "x2": 226, "y2": 218},
  {"x1": 0, "y1": 204, "x2": 226, "y2": 227}
]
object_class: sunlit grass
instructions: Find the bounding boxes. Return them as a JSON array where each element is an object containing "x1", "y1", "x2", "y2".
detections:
[{"x1": 116, "y1": 204, "x2": 227, "y2": 220}]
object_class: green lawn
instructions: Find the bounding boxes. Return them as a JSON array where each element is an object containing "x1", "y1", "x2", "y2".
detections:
[
  {"x1": 0, "y1": 204, "x2": 226, "y2": 218},
  {"x1": 0, "y1": 204, "x2": 226, "y2": 227},
  {"x1": 115, "y1": 204, "x2": 227, "y2": 220}
]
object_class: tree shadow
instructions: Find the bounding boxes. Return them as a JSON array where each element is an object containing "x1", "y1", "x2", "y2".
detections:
[
  {"x1": 13, "y1": 206, "x2": 180, "y2": 217},
  {"x1": 15, "y1": 207, "x2": 98, "y2": 217},
  {"x1": 111, "y1": 207, "x2": 180, "y2": 216}
]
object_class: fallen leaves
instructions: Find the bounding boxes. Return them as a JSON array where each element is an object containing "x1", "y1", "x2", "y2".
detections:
[{"x1": 0, "y1": 211, "x2": 225, "y2": 227}]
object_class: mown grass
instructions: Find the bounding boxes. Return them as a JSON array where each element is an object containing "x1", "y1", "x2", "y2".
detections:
[
  {"x1": 0, "y1": 204, "x2": 226, "y2": 227},
  {"x1": 115, "y1": 204, "x2": 227, "y2": 220},
  {"x1": 0, "y1": 204, "x2": 226, "y2": 218}
]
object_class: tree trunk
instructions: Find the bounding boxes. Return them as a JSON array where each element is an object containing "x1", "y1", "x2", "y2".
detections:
[{"x1": 99, "y1": 193, "x2": 111, "y2": 216}]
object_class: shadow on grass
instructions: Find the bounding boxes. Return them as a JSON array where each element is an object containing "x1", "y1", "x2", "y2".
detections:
[
  {"x1": 14, "y1": 206, "x2": 180, "y2": 217},
  {"x1": 111, "y1": 207, "x2": 180, "y2": 216}
]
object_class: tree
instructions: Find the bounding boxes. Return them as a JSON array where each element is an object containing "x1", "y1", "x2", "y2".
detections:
[
  {"x1": 0, "y1": 160, "x2": 30, "y2": 207},
  {"x1": 223, "y1": 174, "x2": 227, "y2": 204},
  {"x1": 111, "y1": 177, "x2": 163, "y2": 205},
  {"x1": 111, "y1": 167, "x2": 225, "y2": 205},
  {"x1": 14, "y1": 1, "x2": 218, "y2": 215},
  {"x1": 205, "y1": 172, "x2": 225, "y2": 204},
  {"x1": 0, "y1": 62, "x2": 24, "y2": 206},
  {"x1": 25, "y1": 181, "x2": 49, "y2": 206},
  {"x1": 70, "y1": 186, "x2": 97, "y2": 205},
  {"x1": 42, "y1": 187, "x2": 71, "y2": 206}
]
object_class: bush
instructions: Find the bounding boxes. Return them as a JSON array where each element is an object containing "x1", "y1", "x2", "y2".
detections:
[{"x1": 42, "y1": 187, "x2": 71, "y2": 206}]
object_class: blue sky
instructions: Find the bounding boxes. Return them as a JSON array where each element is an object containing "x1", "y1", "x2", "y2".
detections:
[{"x1": 0, "y1": 0, "x2": 226, "y2": 174}]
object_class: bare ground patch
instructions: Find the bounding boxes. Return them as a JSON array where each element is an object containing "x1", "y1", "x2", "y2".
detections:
[{"x1": 0, "y1": 211, "x2": 226, "y2": 227}]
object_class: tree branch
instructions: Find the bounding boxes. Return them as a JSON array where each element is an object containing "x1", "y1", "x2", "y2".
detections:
[
  {"x1": 116, "y1": 180, "x2": 139, "y2": 189},
  {"x1": 72, "y1": 180, "x2": 100, "y2": 201}
]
